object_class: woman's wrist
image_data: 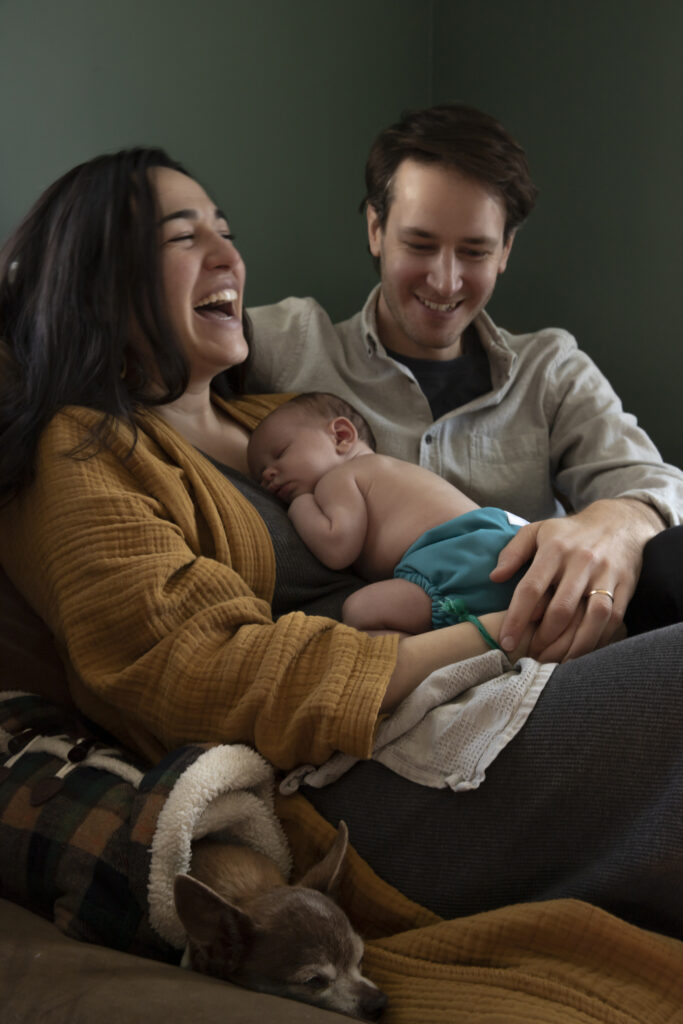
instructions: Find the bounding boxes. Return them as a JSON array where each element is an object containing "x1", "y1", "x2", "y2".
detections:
[
  {"x1": 381, "y1": 616, "x2": 500, "y2": 713},
  {"x1": 380, "y1": 611, "x2": 535, "y2": 713}
]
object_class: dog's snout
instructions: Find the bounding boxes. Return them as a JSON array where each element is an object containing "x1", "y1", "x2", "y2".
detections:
[{"x1": 360, "y1": 985, "x2": 388, "y2": 1021}]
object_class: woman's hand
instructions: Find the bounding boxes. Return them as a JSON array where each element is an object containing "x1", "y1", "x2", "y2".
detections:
[{"x1": 490, "y1": 498, "x2": 665, "y2": 662}]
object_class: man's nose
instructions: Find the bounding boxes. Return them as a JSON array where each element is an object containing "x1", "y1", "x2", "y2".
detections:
[{"x1": 427, "y1": 251, "x2": 462, "y2": 295}]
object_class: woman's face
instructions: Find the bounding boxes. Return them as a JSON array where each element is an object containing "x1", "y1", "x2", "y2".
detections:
[{"x1": 152, "y1": 166, "x2": 248, "y2": 382}]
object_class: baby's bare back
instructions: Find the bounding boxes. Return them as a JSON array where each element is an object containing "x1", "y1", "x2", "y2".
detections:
[{"x1": 350, "y1": 453, "x2": 479, "y2": 580}]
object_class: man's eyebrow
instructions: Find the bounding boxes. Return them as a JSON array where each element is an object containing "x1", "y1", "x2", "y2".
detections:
[
  {"x1": 400, "y1": 227, "x2": 436, "y2": 239},
  {"x1": 400, "y1": 227, "x2": 497, "y2": 246},
  {"x1": 157, "y1": 207, "x2": 228, "y2": 226}
]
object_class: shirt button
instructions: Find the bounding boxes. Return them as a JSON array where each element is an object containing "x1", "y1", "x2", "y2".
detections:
[{"x1": 424, "y1": 434, "x2": 433, "y2": 444}]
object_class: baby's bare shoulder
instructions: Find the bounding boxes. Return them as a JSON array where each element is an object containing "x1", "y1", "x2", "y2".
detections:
[
  {"x1": 349, "y1": 452, "x2": 398, "y2": 481},
  {"x1": 363, "y1": 453, "x2": 432, "y2": 482}
]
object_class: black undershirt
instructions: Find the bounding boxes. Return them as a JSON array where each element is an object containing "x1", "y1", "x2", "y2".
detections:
[{"x1": 384, "y1": 325, "x2": 491, "y2": 419}]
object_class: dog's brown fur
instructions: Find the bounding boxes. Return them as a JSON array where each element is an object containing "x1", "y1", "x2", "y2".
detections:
[{"x1": 174, "y1": 822, "x2": 387, "y2": 1021}]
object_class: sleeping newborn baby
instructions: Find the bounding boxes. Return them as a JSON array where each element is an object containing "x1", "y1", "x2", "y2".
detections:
[{"x1": 247, "y1": 392, "x2": 527, "y2": 641}]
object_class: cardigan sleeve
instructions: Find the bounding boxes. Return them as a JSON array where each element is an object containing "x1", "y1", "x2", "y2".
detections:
[{"x1": 0, "y1": 408, "x2": 397, "y2": 769}]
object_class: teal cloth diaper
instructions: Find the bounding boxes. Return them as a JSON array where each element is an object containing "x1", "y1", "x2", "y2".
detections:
[{"x1": 394, "y1": 507, "x2": 527, "y2": 629}]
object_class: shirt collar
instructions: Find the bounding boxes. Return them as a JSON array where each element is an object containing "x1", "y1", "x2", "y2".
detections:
[{"x1": 360, "y1": 284, "x2": 383, "y2": 355}]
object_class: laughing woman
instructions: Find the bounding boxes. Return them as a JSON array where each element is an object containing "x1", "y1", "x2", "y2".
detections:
[{"x1": 0, "y1": 149, "x2": 682, "y2": 949}]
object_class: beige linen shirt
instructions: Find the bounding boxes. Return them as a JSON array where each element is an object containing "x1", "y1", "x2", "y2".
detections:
[{"x1": 247, "y1": 286, "x2": 683, "y2": 525}]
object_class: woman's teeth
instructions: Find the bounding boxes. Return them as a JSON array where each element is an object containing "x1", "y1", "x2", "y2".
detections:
[{"x1": 195, "y1": 288, "x2": 238, "y2": 309}]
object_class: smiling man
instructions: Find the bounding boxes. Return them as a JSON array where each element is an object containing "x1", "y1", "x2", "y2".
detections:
[
  {"x1": 368, "y1": 159, "x2": 513, "y2": 362},
  {"x1": 246, "y1": 104, "x2": 683, "y2": 659}
]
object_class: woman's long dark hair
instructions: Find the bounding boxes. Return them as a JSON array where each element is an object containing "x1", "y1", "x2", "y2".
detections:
[{"x1": 0, "y1": 147, "x2": 240, "y2": 504}]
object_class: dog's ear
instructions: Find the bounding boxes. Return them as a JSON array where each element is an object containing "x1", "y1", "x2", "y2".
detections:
[
  {"x1": 174, "y1": 873, "x2": 254, "y2": 976},
  {"x1": 296, "y1": 820, "x2": 348, "y2": 897}
]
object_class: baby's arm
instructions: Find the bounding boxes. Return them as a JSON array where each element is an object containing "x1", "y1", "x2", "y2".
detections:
[{"x1": 288, "y1": 468, "x2": 369, "y2": 570}]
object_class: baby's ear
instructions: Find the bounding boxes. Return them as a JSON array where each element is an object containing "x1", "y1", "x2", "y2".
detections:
[{"x1": 331, "y1": 417, "x2": 357, "y2": 452}]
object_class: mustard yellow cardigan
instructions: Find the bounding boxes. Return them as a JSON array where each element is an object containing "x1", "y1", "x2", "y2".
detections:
[{"x1": 0, "y1": 396, "x2": 397, "y2": 766}]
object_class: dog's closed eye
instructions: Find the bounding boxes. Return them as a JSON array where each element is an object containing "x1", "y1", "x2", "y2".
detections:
[{"x1": 301, "y1": 973, "x2": 329, "y2": 991}]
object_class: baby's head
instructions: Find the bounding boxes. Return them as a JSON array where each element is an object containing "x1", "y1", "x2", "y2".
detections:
[{"x1": 247, "y1": 393, "x2": 376, "y2": 504}]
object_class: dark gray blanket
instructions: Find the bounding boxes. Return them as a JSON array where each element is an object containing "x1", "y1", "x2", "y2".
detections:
[{"x1": 304, "y1": 623, "x2": 683, "y2": 941}]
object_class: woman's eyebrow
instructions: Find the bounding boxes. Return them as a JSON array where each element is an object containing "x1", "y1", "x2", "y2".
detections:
[{"x1": 157, "y1": 207, "x2": 228, "y2": 226}]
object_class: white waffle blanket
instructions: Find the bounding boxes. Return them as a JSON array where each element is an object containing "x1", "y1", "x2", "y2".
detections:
[{"x1": 281, "y1": 652, "x2": 556, "y2": 794}]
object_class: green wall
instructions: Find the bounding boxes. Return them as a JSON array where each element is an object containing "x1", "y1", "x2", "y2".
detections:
[
  {"x1": 1, "y1": 0, "x2": 680, "y2": 465},
  {"x1": 432, "y1": 0, "x2": 683, "y2": 466},
  {"x1": 0, "y1": 0, "x2": 431, "y2": 318}
]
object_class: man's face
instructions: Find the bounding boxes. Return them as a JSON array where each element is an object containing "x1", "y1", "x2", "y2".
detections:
[{"x1": 367, "y1": 159, "x2": 513, "y2": 360}]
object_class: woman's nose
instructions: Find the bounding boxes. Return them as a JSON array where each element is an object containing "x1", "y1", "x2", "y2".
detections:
[{"x1": 207, "y1": 233, "x2": 241, "y2": 269}]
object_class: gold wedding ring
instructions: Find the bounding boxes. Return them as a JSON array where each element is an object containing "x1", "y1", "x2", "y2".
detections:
[{"x1": 587, "y1": 588, "x2": 615, "y2": 603}]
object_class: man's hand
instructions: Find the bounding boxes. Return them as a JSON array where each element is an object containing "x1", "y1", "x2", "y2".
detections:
[{"x1": 490, "y1": 498, "x2": 665, "y2": 661}]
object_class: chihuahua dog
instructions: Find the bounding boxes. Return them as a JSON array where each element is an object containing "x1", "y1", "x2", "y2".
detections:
[{"x1": 174, "y1": 821, "x2": 387, "y2": 1021}]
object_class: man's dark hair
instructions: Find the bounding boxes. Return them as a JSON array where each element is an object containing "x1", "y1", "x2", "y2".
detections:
[
  {"x1": 362, "y1": 103, "x2": 538, "y2": 241},
  {"x1": 287, "y1": 392, "x2": 377, "y2": 450},
  {"x1": 0, "y1": 147, "x2": 243, "y2": 503}
]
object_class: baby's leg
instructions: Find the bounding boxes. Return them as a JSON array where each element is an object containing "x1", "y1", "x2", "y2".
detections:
[{"x1": 342, "y1": 579, "x2": 433, "y2": 634}]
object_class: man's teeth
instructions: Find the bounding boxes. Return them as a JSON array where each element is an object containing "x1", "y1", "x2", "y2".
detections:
[
  {"x1": 418, "y1": 296, "x2": 460, "y2": 312},
  {"x1": 195, "y1": 288, "x2": 238, "y2": 308}
]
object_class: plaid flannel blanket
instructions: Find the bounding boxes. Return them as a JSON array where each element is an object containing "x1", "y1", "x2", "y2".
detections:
[{"x1": 0, "y1": 690, "x2": 290, "y2": 960}]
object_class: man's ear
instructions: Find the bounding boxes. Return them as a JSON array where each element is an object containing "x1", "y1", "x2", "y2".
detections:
[
  {"x1": 498, "y1": 229, "x2": 516, "y2": 274},
  {"x1": 330, "y1": 417, "x2": 358, "y2": 452},
  {"x1": 366, "y1": 204, "x2": 383, "y2": 259}
]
